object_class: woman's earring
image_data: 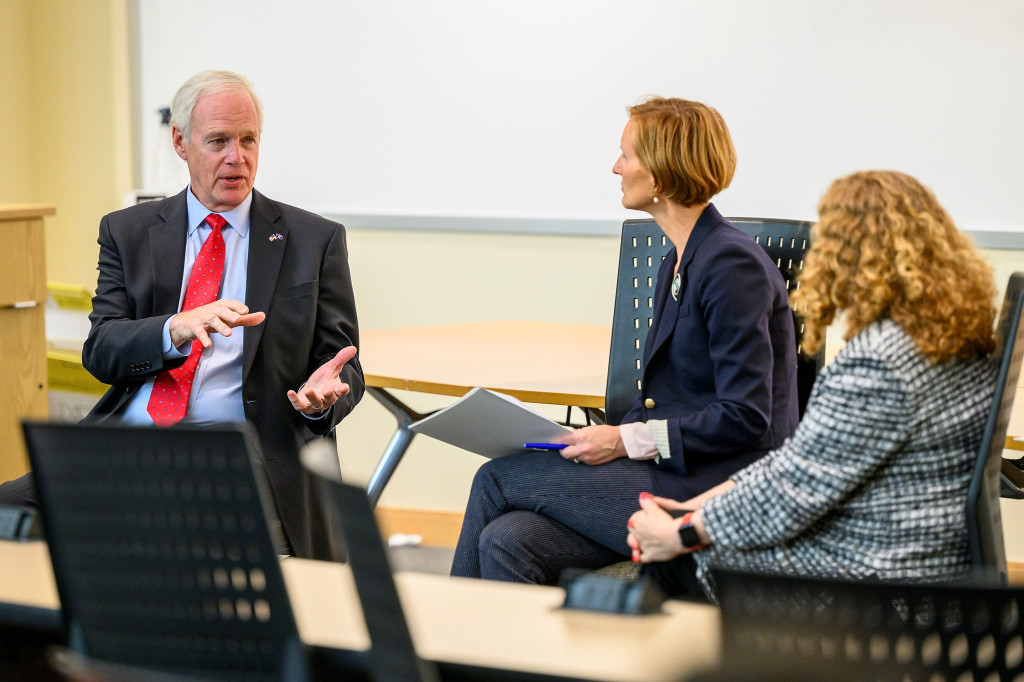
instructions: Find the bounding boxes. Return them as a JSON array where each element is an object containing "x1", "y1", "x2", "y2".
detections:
[{"x1": 652, "y1": 196, "x2": 659, "y2": 204}]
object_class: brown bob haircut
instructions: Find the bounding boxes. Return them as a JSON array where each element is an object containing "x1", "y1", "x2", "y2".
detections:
[{"x1": 627, "y1": 97, "x2": 737, "y2": 207}]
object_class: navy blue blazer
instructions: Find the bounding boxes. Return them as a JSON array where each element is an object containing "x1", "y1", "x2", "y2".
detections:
[{"x1": 623, "y1": 204, "x2": 799, "y2": 501}]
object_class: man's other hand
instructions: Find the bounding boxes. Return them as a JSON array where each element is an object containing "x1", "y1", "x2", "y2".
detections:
[{"x1": 288, "y1": 346, "x2": 358, "y2": 415}]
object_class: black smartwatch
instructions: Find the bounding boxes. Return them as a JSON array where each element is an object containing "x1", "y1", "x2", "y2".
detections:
[{"x1": 676, "y1": 512, "x2": 706, "y2": 550}]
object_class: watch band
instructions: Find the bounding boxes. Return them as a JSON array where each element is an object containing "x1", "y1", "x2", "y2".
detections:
[{"x1": 677, "y1": 512, "x2": 706, "y2": 550}]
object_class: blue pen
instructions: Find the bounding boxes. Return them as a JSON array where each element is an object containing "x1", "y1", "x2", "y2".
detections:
[{"x1": 523, "y1": 442, "x2": 567, "y2": 450}]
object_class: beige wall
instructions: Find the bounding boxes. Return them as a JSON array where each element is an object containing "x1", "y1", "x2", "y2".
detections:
[
  {"x1": 0, "y1": 0, "x2": 34, "y2": 202},
  {"x1": 0, "y1": 0, "x2": 134, "y2": 290}
]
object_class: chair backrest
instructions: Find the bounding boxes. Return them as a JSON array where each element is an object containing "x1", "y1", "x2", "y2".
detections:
[
  {"x1": 997, "y1": 275, "x2": 1024, "y2": 502},
  {"x1": 713, "y1": 568, "x2": 1024, "y2": 681},
  {"x1": 301, "y1": 443, "x2": 440, "y2": 682},
  {"x1": 729, "y1": 218, "x2": 824, "y2": 418},
  {"x1": 23, "y1": 421, "x2": 307, "y2": 682},
  {"x1": 604, "y1": 217, "x2": 823, "y2": 426},
  {"x1": 967, "y1": 271, "x2": 1024, "y2": 581}
]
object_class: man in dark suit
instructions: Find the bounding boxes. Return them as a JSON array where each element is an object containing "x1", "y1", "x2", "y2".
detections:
[{"x1": 0, "y1": 70, "x2": 364, "y2": 560}]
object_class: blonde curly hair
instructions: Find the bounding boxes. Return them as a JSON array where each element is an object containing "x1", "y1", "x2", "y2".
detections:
[{"x1": 791, "y1": 170, "x2": 996, "y2": 363}]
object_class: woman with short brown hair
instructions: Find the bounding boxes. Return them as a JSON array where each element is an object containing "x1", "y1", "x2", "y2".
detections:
[{"x1": 451, "y1": 98, "x2": 800, "y2": 584}]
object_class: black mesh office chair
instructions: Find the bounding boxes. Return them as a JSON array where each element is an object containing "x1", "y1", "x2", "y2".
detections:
[
  {"x1": 709, "y1": 568, "x2": 1024, "y2": 681},
  {"x1": 23, "y1": 422, "x2": 309, "y2": 682},
  {"x1": 998, "y1": 274, "x2": 1024, "y2": 502},
  {"x1": 604, "y1": 217, "x2": 823, "y2": 426},
  {"x1": 301, "y1": 443, "x2": 440, "y2": 682},
  {"x1": 968, "y1": 272, "x2": 1024, "y2": 583},
  {"x1": 730, "y1": 218, "x2": 824, "y2": 418}
]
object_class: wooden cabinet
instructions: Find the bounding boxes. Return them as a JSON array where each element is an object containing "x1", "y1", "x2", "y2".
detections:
[{"x1": 0, "y1": 205, "x2": 53, "y2": 482}]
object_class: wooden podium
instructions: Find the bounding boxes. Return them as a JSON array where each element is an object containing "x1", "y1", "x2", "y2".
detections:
[{"x1": 0, "y1": 205, "x2": 53, "y2": 482}]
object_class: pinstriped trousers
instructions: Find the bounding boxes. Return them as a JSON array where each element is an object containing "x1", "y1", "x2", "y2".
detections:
[{"x1": 450, "y1": 451, "x2": 659, "y2": 584}]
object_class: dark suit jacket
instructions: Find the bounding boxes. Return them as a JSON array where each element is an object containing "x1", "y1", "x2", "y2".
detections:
[
  {"x1": 82, "y1": 188, "x2": 365, "y2": 560},
  {"x1": 623, "y1": 204, "x2": 799, "y2": 501}
]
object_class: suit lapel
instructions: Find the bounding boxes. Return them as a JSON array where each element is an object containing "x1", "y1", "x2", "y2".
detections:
[
  {"x1": 243, "y1": 190, "x2": 287, "y2": 381},
  {"x1": 643, "y1": 203, "x2": 725, "y2": 365},
  {"x1": 644, "y1": 247, "x2": 676, "y2": 367},
  {"x1": 150, "y1": 191, "x2": 189, "y2": 315}
]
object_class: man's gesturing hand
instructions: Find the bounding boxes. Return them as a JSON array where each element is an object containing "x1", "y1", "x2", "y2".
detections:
[
  {"x1": 169, "y1": 299, "x2": 265, "y2": 349},
  {"x1": 288, "y1": 346, "x2": 358, "y2": 415}
]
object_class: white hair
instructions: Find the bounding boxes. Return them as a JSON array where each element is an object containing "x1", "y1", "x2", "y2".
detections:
[{"x1": 170, "y1": 70, "x2": 264, "y2": 142}]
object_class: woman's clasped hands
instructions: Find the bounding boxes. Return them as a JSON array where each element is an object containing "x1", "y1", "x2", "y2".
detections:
[{"x1": 627, "y1": 492, "x2": 706, "y2": 563}]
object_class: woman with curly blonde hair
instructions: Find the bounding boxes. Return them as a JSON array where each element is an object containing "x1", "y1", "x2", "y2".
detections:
[
  {"x1": 627, "y1": 170, "x2": 999, "y2": 601},
  {"x1": 796, "y1": 170, "x2": 996, "y2": 363}
]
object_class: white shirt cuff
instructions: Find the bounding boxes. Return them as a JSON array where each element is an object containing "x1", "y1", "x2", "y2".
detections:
[
  {"x1": 620, "y1": 421, "x2": 661, "y2": 460},
  {"x1": 161, "y1": 316, "x2": 190, "y2": 358},
  {"x1": 649, "y1": 420, "x2": 671, "y2": 460}
]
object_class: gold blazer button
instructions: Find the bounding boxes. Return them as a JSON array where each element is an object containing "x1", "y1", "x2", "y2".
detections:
[{"x1": 644, "y1": 398, "x2": 656, "y2": 409}]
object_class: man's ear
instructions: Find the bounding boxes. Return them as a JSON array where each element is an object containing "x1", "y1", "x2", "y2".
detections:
[{"x1": 171, "y1": 125, "x2": 188, "y2": 161}]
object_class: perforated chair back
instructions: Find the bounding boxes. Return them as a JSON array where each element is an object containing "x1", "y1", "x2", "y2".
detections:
[
  {"x1": 729, "y1": 218, "x2": 824, "y2": 417},
  {"x1": 968, "y1": 272, "x2": 1024, "y2": 581},
  {"x1": 23, "y1": 422, "x2": 307, "y2": 682},
  {"x1": 713, "y1": 568, "x2": 1024, "y2": 681},
  {"x1": 604, "y1": 217, "x2": 823, "y2": 426},
  {"x1": 301, "y1": 443, "x2": 440, "y2": 682},
  {"x1": 605, "y1": 220, "x2": 670, "y2": 426}
]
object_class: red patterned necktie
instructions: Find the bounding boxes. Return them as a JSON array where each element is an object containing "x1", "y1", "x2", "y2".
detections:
[{"x1": 147, "y1": 214, "x2": 228, "y2": 426}]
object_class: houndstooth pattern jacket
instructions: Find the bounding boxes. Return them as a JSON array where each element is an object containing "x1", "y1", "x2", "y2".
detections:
[{"x1": 695, "y1": 319, "x2": 997, "y2": 600}]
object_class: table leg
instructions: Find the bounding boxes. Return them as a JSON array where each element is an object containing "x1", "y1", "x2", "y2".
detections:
[
  {"x1": 561, "y1": 406, "x2": 607, "y2": 427},
  {"x1": 364, "y1": 387, "x2": 430, "y2": 507}
]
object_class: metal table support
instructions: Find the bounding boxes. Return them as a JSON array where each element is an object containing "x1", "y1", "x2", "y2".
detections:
[{"x1": 364, "y1": 387, "x2": 431, "y2": 507}]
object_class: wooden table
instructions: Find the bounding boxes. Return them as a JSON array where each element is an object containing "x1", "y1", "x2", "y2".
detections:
[
  {"x1": 359, "y1": 321, "x2": 611, "y2": 505},
  {"x1": 0, "y1": 541, "x2": 59, "y2": 611},
  {"x1": 0, "y1": 540, "x2": 721, "y2": 682},
  {"x1": 0, "y1": 204, "x2": 53, "y2": 482}
]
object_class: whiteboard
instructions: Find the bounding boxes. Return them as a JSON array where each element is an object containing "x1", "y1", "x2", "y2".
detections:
[{"x1": 136, "y1": 0, "x2": 1024, "y2": 234}]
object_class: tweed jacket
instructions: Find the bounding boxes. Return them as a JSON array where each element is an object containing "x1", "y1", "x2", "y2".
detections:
[{"x1": 695, "y1": 319, "x2": 997, "y2": 600}]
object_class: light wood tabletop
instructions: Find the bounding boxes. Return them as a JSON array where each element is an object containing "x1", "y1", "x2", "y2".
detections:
[
  {"x1": 359, "y1": 320, "x2": 611, "y2": 409},
  {"x1": 0, "y1": 541, "x2": 59, "y2": 611},
  {"x1": 0, "y1": 540, "x2": 721, "y2": 682},
  {"x1": 0, "y1": 204, "x2": 57, "y2": 220},
  {"x1": 358, "y1": 320, "x2": 613, "y2": 504},
  {"x1": 284, "y1": 557, "x2": 720, "y2": 682}
]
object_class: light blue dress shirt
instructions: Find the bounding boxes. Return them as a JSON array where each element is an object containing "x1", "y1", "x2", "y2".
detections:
[{"x1": 120, "y1": 188, "x2": 252, "y2": 426}]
